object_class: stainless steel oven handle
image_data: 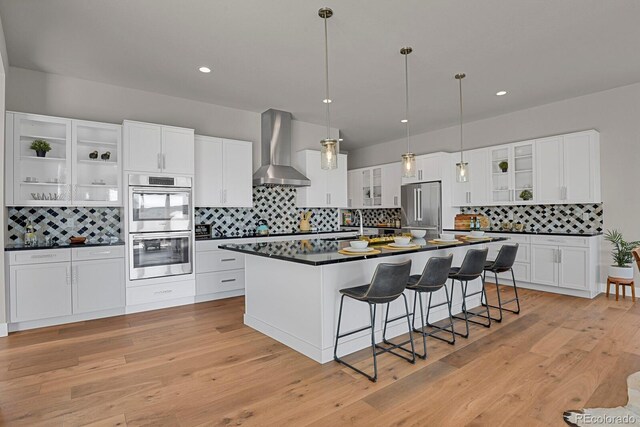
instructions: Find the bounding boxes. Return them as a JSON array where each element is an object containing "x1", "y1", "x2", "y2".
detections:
[
  {"x1": 130, "y1": 231, "x2": 192, "y2": 240},
  {"x1": 130, "y1": 187, "x2": 192, "y2": 194}
]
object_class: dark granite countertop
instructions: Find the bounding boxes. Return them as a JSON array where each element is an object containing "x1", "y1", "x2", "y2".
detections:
[
  {"x1": 443, "y1": 228, "x2": 602, "y2": 237},
  {"x1": 196, "y1": 229, "x2": 356, "y2": 241},
  {"x1": 220, "y1": 236, "x2": 507, "y2": 266},
  {"x1": 5, "y1": 240, "x2": 125, "y2": 251}
]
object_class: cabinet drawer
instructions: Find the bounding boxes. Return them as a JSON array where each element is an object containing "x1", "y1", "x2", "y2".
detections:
[
  {"x1": 126, "y1": 280, "x2": 195, "y2": 306},
  {"x1": 9, "y1": 249, "x2": 71, "y2": 265},
  {"x1": 72, "y1": 245, "x2": 125, "y2": 261},
  {"x1": 196, "y1": 238, "x2": 255, "y2": 251},
  {"x1": 196, "y1": 269, "x2": 245, "y2": 295},
  {"x1": 530, "y1": 235, "x2": 591, "y2": 247},
  {"x1": 196, "y1": 251, "x2": 245, "y2": 273}
]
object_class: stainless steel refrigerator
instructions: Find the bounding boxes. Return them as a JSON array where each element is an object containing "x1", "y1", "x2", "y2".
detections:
[{"x1": 401, "y1": 181, "x2": 442, "y2": 234}]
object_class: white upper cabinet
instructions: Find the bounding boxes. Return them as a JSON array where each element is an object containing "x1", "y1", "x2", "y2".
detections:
[
  {"x1": 347, "y1": 162, "x2": 401, "y2": 209},
  {"x1": 401, "y1": 152, "x2": 445, "y2": 185},
  {"x1": 5, "y1": 112, "x2": 123, "y2": 207},
  {"x1": 489, "y1": 140, "x2": 535, "y2": 204},
  {"x1": 295, "y1": 150, "x2": 348, "y2": 208},
  {"x1": 194, "y1": 136, "x2": 252, "y2": 208},
  {"x1": 451, "y1": 148, "x2": 490, "y2": 207},
  {"x1": 72, "y1": 120, "x2": 122, "y2": 206},
  {"x1": 123, "y1": 120, "x2": 194, "y2": 175},
  {"x1": 535, "y1": 130, "x2": 600, "y2": 204}
]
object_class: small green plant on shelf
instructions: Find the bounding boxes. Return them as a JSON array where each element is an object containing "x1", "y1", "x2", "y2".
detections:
[
  {"x1": 519, "y1": 189, "x2": 533, "y2": 200},
  {"x1": 498, "y1": 161, "x2": 508, "y2": 172},
  {"x1": 30, "y1": 139, "x2": 52, "y2": 158}
]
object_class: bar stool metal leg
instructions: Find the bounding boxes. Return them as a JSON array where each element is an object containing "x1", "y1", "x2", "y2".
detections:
[
  {"x1": 380, "y1": 294, "x2": 416, "y2": 364},
  {"x1": 481, "y1": 268, "x2": 521, "y2": 317},
  {"x1": 422, "y1": 287, "x2": 456, "y2": 345}
]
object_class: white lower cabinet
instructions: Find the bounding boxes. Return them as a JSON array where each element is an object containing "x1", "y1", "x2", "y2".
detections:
[
  {"x1": 6, "y1": 246, "x2": 126, "y2": 329},
  {"x1": 530, "y1": 245, "x2": 559, "y2": 286},
  {"x1": 196, "y1": 238, "x2": 255, "y2": 301},
  {"x1": 73, "y1": 258, "x2": 125, "y2": 314},
  {"x1": 9, "y1": 262, "x2": 72, "y2": 322}
]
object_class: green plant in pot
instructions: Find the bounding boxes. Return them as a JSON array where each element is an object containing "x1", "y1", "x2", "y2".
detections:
[
  {"x1": 519, "y1": 189, "x2": 533, "y2": 201},
  {"x1": 30, "y1": 139, "x2": 52, "y2": 158},
  {"x1": 498, "y1": 161, "x2": 508, "y2": 172},
  {"x1": 604, "y1": 229, "x2": 640, "y2": 279}
]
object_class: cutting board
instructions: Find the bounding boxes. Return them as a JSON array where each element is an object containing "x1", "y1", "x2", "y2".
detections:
[{"x1": 454, "y1": 214, "x2": 490, "y2": 230}]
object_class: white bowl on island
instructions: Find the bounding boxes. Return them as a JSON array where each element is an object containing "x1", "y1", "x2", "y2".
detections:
[
  {"x1": 439, "y1": 233, "x2": 455, "y2": 241},
  {"x1": 349, "y1": 240, "x2": 369, "y2": 249},
  {"x1": 470, "y1": 231, "x2": 485, "y2": 238},
  {"x1": 410, "y1": 229, "x2": 426, "y2": 238},
  {"x1": 394, "y1": 236, "x2": 411, "y2": 246}
]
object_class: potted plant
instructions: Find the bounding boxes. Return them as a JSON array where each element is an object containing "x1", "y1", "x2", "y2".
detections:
[
  {"x1": 519, "y1": 189, "x2": 533, "y2": 200},
  {"x1": 30, "y1": 139, "x2": 51, "y2": 157},
  {"x1": 498, "y1": 161, "x2": 508, "y2": 173},
  {"x1": 604, "y1": 230, "x2": 640, "y2": 279}
]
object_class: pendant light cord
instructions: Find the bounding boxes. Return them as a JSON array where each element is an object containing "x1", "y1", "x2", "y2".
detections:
[
  {"x1": 405, "y1": 52, "x2": 410, "y2": 153},
  {"x1": 323, "y1": 15, "x2": 331, "y2": 139},
  {"x1": 458, "y1": 75, "x2": 464, "y2": 163}
]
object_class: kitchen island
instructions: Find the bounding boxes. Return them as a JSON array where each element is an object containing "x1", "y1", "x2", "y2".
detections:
[{"x1": 221, "y1": 236, "x2": 507, "y2": 363}]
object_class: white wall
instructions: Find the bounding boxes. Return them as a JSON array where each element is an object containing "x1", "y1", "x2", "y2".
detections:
[
  {"x1": 349, "y1": 82, "x2": 640, "y2": 286},
  {"x1": 6, "y1": 67, "x2": 338, "y2": 172},
  {"x1": 0, "y1": 16, "x2": 7, "y2": 331}
]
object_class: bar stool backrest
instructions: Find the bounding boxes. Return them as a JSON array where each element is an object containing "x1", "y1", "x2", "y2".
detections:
[
  {"x1": 414, "y1": 254, "x2": 454, "y2": 289},
  {"x1": 363, "y1": 260, "x2": 412, "y2": 303},
  {"x1": 489, "y1": 243, "x2": 519, "y2": 273},
  {"x1": 633, "y1": 247, "x2": 640, "y2": 271},
  {"x1": 455, "y1": 248, "x2": 489, "y2": 280}
]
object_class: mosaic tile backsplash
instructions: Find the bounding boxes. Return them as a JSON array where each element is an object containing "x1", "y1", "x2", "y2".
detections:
[
  {"x1": 196, "y1": 187, "x2": 339, "y2": 236},
  {"x1": 7, "y1": 207, "x2": 122, "y2": 244},
  {"x1": 340, "y1": 208, "x2": 402, "y2": 227},
  {"x1": 460, "y1": 204, "x2": 603, "y2": 234}
]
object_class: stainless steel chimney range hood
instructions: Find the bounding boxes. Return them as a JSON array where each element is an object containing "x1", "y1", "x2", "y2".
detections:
[{"x1": 253, "y1": 109, "x2": 311, "y2": 187}]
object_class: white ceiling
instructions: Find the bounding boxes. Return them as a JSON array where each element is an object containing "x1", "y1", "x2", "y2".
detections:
[{"x1": 1, "y1": 0, "x2": 639, "y2": 150}]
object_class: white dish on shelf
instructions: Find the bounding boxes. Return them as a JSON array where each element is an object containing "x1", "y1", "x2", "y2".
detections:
[{"x1": 342, "y1": 247, "x2": 376, "y2": 253}]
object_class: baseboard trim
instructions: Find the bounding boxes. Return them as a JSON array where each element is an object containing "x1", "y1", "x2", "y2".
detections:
[{"x1": 0, "y1": 323, "x2": 7, "y2": 337}]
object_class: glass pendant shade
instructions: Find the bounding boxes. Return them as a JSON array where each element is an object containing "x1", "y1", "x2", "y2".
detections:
[
  {"x1": 402, "y1": 153, "x2": 416, "y2": 178},
  {"x1": 321, "y1": 138, "x2": 338, "y2": 170},
  {"x1": 456, "y1": 161, "x2": 469, "y2": 183}
]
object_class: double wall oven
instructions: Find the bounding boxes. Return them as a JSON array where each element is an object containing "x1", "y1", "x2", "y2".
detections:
[{"x1": 128, "y1": 175, "x2": 193, "y2": 281}]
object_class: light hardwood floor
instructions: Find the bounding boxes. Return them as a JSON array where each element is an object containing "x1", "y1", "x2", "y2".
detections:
[{"x1": 1, "y1": 286, "x2": 639, "y2": 426}]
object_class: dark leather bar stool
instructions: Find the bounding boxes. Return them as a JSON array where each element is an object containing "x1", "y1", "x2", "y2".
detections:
[
  {"x1": 407, "y1": 254, "x2": 455, "y2": 359},
  {"x1": 482, "y1": 243, "x2": 521, "y2": 322},
  {"x1": 449, "y1": 248, "x2": 490, "y2": 338},
  {"x1": 334, "y1": 260, "x2": 414, "y2": 382}
]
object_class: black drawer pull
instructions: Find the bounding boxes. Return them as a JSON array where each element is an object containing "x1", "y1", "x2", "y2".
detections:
[
  {"x1": 221, "y1": 279, "x2": 236, "y2": 283},
  {"x1": 221, "y1": 258, "x2": 236, "y2": 262}
]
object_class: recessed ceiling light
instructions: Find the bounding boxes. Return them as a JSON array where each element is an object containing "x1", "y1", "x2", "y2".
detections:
[
  {"x1": 199, "y1": 66, "x2": 211, "y2": 73},
  {"x1": 323, "y1": 99, "x2": 332, "y2": 103},
  {"x1": 401, "y1": 119, "x2": 408, "y2": 123},
  {"x1": 496, "y1": 90, "x2": 507, "y2": 96}
]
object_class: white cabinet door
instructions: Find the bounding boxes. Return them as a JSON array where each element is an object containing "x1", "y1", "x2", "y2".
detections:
[
  {"x1": 530, "y1": 245, "x2": 558, "y2": 287},
  {"x1": 469, "y1": 149, "x2": 489, "y2": 205},
  {"x1": 161, "y1": 127, "x2": 194, "y2": 175},
  {"x1": 348, "y1": 169, "x2": 363, "y2": 208},
  {"x1": 222, "y1": 139, "x2": 253, "y2": 207},
  {"x1": 535, "y1": 136, "x2": 563, "y2": 203},
  {"x1": 382, "y1": 163, "x2": 401, "y2": 208},
  {"x1": 295, "y1": 150, "x2": 327, "y2": 208},
  {"x1": 326, "y1": 153, "x2": 348, "y2": 207},
  {"x1": 563, "y1": 133, "x2": 592, "y2": 203},
  {"x1": 10, "y1": 263, "x2": 72, "y2": 322},
  {"x1": 124, "y1": 121, "x2": 162, "y2": 173},
  {"x1": 194, "y1": 136, "x2": 224, "y2": 206},
  {"x1": 558, "y1": 246, "x2": 589, "y2": 290},
  {"x1": 419, "y1": 154, "x2": 442, "y2": 182},
  {"x1": 73, "y1": 259, "x2": 125, "y2": 314}
]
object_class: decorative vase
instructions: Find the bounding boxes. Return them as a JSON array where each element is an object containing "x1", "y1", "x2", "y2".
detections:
[
  {"x1": 609, "y1": 265, "x2": 634, "y2": 280},
  {"x1": 36, "y1": 150, "x2": 46, "y2": 158}
]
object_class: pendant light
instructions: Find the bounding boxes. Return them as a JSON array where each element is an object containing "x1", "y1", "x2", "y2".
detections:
[
  {"x1": 455, "y1": 73, "x2": 469, "y2": 183},
  {"x1": 319, "y1": 7, "x2": 337, "y2": 170},
  {"x1": 400, "y1": 47, "x2": 416, "y2": 178}
]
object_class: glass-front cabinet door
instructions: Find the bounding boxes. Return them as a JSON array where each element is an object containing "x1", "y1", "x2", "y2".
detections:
[
  {"x1": 10, "y1": 113, "x2": 72, "y2": 206},
  {"x1": 72, "y1": 120, "x2": 122, "y2": 206},
  {"x1": 490, "y1": 141, "x2": 535, "y2": 204},
  {"x1": 361, "y1": 167, "x2": 383, "y2": 208}
]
